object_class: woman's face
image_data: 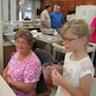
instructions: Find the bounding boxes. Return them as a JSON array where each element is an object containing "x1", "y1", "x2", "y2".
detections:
[{"x1": 15, "y1": 37, "x2": 31, "y2": 54}]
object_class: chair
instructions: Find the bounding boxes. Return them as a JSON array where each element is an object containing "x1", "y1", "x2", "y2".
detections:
[
  {"x1": 34, "y1": 48, "x2": 57, "y2": 95},
  {"x1": 52, "y1": 43, "x2": 66, "y2": 59}
]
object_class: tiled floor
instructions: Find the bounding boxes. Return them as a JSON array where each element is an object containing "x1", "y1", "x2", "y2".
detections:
[
  {"x1": 49, "y1": 89, "x2": 57, "y2": 96},
  {"x1": 36, "y1": 90, "x2": 51, "y2": 96},
  {"x1": 90, "y1": 77, "x2": 96, "y2": 96}
]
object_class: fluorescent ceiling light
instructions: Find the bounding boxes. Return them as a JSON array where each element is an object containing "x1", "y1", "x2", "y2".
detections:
[
  {"x1": 27, "y1": 8, "x2": 31, "y2": 10},
  {"x1": 19, "y1": 0, "x2": 24, "y2": 5},
  {"x1": 19, "y1": 2, "x2": 22, "y2": 5}
]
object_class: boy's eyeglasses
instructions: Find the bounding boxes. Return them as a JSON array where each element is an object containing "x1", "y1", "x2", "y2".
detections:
[{"x1": 63, "y1": 37, "x2": 79, "y2": 43}]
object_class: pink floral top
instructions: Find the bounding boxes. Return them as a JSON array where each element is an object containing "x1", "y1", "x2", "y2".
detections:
[
  {"x1": 90, "y1": 18, "x2": 96, "y2": 43},
  {"x1": 7, "y1": 52, "x2": 42, "y2": 96}
]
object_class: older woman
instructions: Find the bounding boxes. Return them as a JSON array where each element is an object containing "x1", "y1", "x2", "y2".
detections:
[{"x1": 2, "y1": 29, "x2": 42, "y2": 96}]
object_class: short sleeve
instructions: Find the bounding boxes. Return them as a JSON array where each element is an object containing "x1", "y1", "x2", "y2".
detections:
[
  {"x1": 40, "y1": 12, "x2": 46, "y2": 21},
  {"x1": 80, "y1": 59, "x2": 94, "y2": 78},
  {"x1": 23, "y1": 57, "x2": 41, "y2": 83}
]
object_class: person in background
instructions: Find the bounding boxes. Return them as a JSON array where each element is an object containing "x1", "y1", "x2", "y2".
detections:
[
  {"x1": 90, "y1": 18, "x2": 96, "y2": 43},
  {"x1": 24, "y1": 16, "x2": 30, "y2": 20},
  {"x1": 90, "y1": 17, "x2": 96, "y2": 77},
  {"x1": 49, "y1": 5, "x2": 65, "y2": 30},
  {"x1": 51, "y1": 19, "x2": 94, "y2": 96},
  {"x1": 2, "y1": 29, "x2": 41, "y2": 96},
  {"x1": 40, "y1": 4, "x2": 52, "y2": 30}
]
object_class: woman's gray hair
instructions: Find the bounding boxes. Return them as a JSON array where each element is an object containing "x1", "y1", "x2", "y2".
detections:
[{"x1": 14, "y1": 29, "x2": 33, "y2": 48}]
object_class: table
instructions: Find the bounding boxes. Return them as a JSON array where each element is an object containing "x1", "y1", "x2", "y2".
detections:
[
  {"x1": 52, "y1": 42, "x2": 96, "y2": 62},
  {"x1": 0, "y1": 74, "x2": 16, "y2": 96},
  {"x1": 33, "y1": 33, "x2": 61, "y2": 53}
]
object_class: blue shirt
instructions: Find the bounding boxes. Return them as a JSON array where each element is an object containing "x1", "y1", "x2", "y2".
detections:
[{"x1": 49, "y1": 11, "x2": 65, "y2": 30}]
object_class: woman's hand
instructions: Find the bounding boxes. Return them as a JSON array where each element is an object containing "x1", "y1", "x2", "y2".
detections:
[
  {"x1": 6, "y1": 75, "x2": 12, "y2": 85},
  {"x1": 2, "y1": 66, "x2": 9, "y2": 82}
]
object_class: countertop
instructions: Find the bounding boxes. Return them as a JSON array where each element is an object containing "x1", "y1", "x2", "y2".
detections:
[
  {"x1": 3, "y1": 40, "x2": 15, "y2": 47},
  {"x1": 3, "y1": 33, "x2": 61, "y2": 47},
  {"x1": 14, "y1": 26, "x2": 41, "y2": 32}
]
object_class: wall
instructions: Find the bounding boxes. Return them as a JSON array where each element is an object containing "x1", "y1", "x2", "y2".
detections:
[
  {"x1": 0, "y1": 0, "x2": 4, "y2": 73},
  {"x1": 31, "y1": 0, "x2": 41, "y2": 21},
  {"x1": 2, "y1": 0, "x2": 9, "y2": 21},
  {"x1": 10, "y1": 0, "x2": 17, "y2": 21},
  {"x1": 41, "y1": 0, "x2": 96, "y2": 17}
]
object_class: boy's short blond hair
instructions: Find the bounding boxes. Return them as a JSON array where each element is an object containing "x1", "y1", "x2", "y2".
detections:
[{"x1": 60, "y1": 19, "x2": 90, "y2": 45}]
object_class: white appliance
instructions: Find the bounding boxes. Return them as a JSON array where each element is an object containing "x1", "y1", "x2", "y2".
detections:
[
  {"x1": 74, "y1": 5, "x2": 96, "y2": 25},
  {"x1": 12, "y1": 21, "x2": 23, "y2": 27},
  {"x1": 42, "y1": 29, "x2": 54, "y2": 35},
  {"x1": 34, "y1": 19, "x2": 41, "y2": 27}
]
